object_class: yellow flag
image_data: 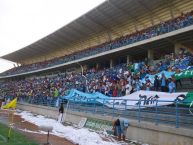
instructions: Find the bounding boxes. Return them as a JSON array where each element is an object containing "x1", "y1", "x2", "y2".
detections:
[{"x1": 3, "y1": 98, "x2": 17, "y2": 109}]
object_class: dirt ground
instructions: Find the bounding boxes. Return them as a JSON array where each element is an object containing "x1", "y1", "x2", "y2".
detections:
[
  {"x1": 0, "y1": 110, "x2": 75, "y2": 145},
  {"x1": 0, "y1": 110, "x2": 137, "y2": 145}
]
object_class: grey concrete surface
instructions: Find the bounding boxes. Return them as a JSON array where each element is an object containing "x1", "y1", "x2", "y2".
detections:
[{"x1": 17, "y1": 103, "x2": 193, "y2": 145}]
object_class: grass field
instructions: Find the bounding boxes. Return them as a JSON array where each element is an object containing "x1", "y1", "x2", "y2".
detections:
[{"x1": 0, "y1": 123, "x2": 39, "y2": 145}]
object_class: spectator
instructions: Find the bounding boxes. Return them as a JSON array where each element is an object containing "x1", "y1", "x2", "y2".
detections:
[
  {"x1": 58, "y1": 103, "x2": 64, "y2": 123},
  {"x1": 175, "y1": 69, "x2": 182, "y2": 88},
  {"x1": 168, "y1": 78, "x2": 176, "y2": 93},
  {"x1": 154, "y1": 75, "x2": 160, "y2": 91},
  {"x1": 145, "y1": 79, "x2": 152, "y2": 91},
  {"x1": 113, "y1": 117, "x2": 129, "y2": 141},
  {"x1": 125, "y1": 82, "x2": 132, "y2": 95},
  {"x1": 135, "y1": 77, "x2": 141, "y2": 91},
  {"x1": 119, "y1": 117, "x2": 129, "y2": 141},
  {"x1": 112, "y1": 118, "x2": 121, "y2": 141},
  {"x1": 161, "y1": 73, "x2": 167, "y2": 92}
]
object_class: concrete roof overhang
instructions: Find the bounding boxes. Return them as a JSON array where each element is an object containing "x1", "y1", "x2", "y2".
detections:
[{"x1": 1, "y1": 0, "x2": 164, "y2": 62}]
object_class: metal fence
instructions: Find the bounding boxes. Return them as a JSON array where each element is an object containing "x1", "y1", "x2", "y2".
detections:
[{"x1": 20, "y1": 97, "x2": 193, "y2": 128}]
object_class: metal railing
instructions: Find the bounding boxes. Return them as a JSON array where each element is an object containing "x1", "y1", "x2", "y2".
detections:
[{"x1": 19, "y1": 97, "x2": 193, "y2": 128}]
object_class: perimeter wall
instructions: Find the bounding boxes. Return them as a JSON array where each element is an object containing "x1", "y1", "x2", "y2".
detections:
[{"x1": 17, "y1": 103, "x2": 193, "y2": 145}]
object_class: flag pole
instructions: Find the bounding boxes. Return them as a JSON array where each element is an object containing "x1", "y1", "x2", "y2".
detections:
[
  {"x1": 7, "y1": 109, "x2": 15, "y2": 141},
  {"x1": 6, "y1": 98, "x2": 17, "y2": 142}
]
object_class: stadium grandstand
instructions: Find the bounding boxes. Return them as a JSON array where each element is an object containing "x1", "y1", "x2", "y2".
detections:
[
  {"x1": 1, "y1": 1, "x2": 193, "y2": 144},
  {"x1": 1, "y1": 0, "x2": 193, "y2": 86},
  {"x1": 0, "y1": 1, "x2": 193, "y2": 76}
]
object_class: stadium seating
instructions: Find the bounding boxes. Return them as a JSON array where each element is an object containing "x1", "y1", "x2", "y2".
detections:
[
  {"x1": 0, "y1": 50, "x2": 193, "y2": 105},
  {"x1": 1, "y1": 10, "x2": 193, "y2": 76}
]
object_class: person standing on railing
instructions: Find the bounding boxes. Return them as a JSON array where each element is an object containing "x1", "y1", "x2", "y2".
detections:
[{"x1": 58, "y1": 103, "x2": 64, "y2": 123}]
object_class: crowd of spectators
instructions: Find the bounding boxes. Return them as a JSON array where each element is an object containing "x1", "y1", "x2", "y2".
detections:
[
  {"x1": 0, "y1": 49, "x2": 193, "y2": 105},
  {"x1": 1, "y1": 11, "x2": 193, "y2": 76}
]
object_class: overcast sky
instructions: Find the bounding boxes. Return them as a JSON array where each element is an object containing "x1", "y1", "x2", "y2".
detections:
[{"x1": 0, "y1": 0, "x2": 105, "y2": 73}]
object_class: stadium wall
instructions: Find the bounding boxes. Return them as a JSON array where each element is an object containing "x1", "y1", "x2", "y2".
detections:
[{"x1": 17, "y1": 103, "x2": 193, "y2": 145}]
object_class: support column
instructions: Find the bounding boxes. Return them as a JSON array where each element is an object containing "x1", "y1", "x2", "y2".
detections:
[
  {"x1": 147, "y1": 49, "x2": 154, "y2": 64},
  {"x1": 110, "y1": 59, "x2": 114, "y2": 68},
  {"x1": 127, "y1": 55, "x2": 132, "y2": 65},
  {"x1": 83, "y1": 65, "x2": 88, "y2": 73},
  {"x1": 174, "y1": 43, "x2": 182, "y2": 55},
  {"x1": 96, "y1": 63, "x2": 100, "y2": 70}
]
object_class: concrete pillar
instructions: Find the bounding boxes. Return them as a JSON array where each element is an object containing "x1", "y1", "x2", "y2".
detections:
[
  {"x1": 147, "y1": 49, "x2": 154, "y2": 64},
  {"x1": 127, "y1": 55, "x2": 132, "y2": 65},
  {"x1": 174, "y1": 43, "x2": 182, "y2": 55},
  {"x1": 96, "y1": 63, "x2": 100, "y2": 70},
  {"x1": 110, "y1": 59, "x2": 114, "y2": 68},
  {"x1": 83, "y1": 65, "x2": 88, "y2": 71}
]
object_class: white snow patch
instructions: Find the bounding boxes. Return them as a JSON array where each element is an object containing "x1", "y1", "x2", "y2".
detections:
[
  {"x1": 15, "y1": 111, "x2": 126, "y2": 145},
  {"x1": 18, "y1": 128, "x2": 46, "y2": 135}
]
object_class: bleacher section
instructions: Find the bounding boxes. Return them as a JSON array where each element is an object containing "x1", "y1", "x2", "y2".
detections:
[
  {"x1": 0, "y1": 49, "x2": 193, "y2": 103},
  {"x1": 0, "y1": 0, "x2": 192, "y2": 105},
  {"x1": 1, "y1": 1, "x2": 193, "y2": 134},
  {"x1": 1, "y1": 10, "x2": 193, "y2": 76}
]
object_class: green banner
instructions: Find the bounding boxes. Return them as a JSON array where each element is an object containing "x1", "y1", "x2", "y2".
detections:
[
  {"x1": 175, "y1": 70, "x2": 193, "y2": 80},
  {"x1": 84, "y1": 118, "x2": 113, "y2": 134},
  {"x1": 180, "y1": 92, "x2": 193, "y2": 106}
]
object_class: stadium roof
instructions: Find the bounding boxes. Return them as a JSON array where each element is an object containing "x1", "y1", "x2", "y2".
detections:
[{"x1": 1, "y1": 0, "x2": 165, "y2": 62}]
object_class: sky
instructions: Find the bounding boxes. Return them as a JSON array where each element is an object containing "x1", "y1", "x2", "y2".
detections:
[{"x1": 0, "y1": 0, "x2": 105, "y2": 73}]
